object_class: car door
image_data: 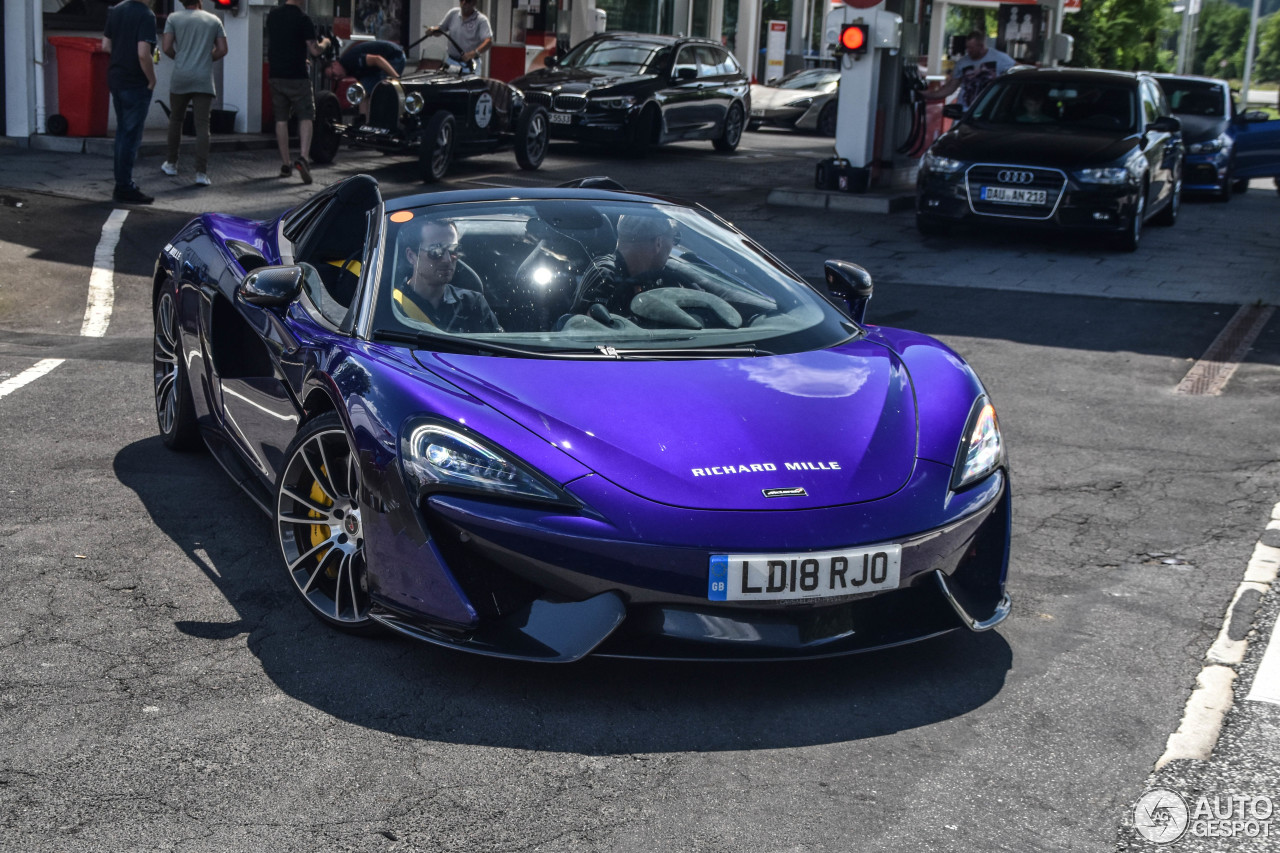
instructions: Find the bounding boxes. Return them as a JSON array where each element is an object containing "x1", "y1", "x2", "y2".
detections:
[
  {"x1": 661, "y1": 44, "x2": 705, "y2": 135},
  {"x1": 1139, "y1": 79, "x2": 1174, "y2": 210},
  {"x1": 1231, "y1": 109, "x2": 1280, "y2": 180},
  {"x1": 693, "y1": 46, "x2": 735, "y2": 135}
]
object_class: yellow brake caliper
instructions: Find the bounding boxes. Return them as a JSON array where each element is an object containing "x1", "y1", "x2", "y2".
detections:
[{"x1": 308, "y1": 466, "x2": 339, "y2": 579}]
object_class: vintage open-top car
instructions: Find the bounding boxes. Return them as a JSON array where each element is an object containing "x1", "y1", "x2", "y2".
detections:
[
  {"x1": 151, "y1": 175, "x2": 1011, "y2": 662},
  {"x1": 310, "y1": 37, "x2": 549, "y2": 182}
]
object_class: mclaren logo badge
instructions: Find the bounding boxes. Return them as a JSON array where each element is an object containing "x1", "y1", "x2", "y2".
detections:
[{"x1": 763, "y1": 487, "x2": 807, "y2": 498}]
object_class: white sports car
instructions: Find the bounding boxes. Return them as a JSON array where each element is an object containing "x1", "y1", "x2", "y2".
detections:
[{"x1": 748, "y1": 68, "x2": 839, "y2": 136}]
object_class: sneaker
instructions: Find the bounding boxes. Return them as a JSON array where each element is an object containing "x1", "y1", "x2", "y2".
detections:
[
  {"x1": 195, "y1": 172, "x2": 211, "y2": 187},
  {"x1": 294, "y1": 158, "x2": 313, "y2": 185},
  {"x1": 160, "y1": 161, "x2": 178, "y2": 177},
  {"x1": 112, "y1": 186, "x2": 154, "y2": 205},
  {"x1": 279, "y1": 164, "x2": 292, "y2": 177}
]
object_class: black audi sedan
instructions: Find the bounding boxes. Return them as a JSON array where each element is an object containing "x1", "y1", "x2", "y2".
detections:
[
  {"x1": 916, "y1": 68, "x2": 1183, "y2": 251},
  {"x1": 511, "y1": 32, "x2": 750, "y2": 154}
]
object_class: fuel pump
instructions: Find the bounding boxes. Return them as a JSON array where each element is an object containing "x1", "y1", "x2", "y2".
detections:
[{"x1": 814, "y1": 0, "x2": 902, "y2": 193}]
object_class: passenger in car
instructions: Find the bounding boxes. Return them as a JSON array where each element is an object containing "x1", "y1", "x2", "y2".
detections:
[
  {"x1": 575, "y1": 214, "x2": 688, "y2": 315},
  {"x1": 1015, "y1": 91, "x2": 1054, "y2": 124},
  {"x1": 396, "y1": 219, "x2": 503, "y2": 333}
]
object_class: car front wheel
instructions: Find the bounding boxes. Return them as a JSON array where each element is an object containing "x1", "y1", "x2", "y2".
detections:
[
  {"x1": 713, "y1": 102, "x2": 745, "y2": 152},
  {"x1": 276, "y1": 412, "x2": 376, "y2": 633},
  {"x1": 153, "y1": 278, "x2": 200, "y2": 451},
  {"x1": 1114, "y1": 186, "x2": 1145, "y2": 252},
  {"x1": 817, "y1": 101, "x2": 838, "y2": 137},
  {"x1": 514, "y1": 105, "x2": 549, "y2": 171},
  {"x1": 419, "y1": 111, "x2": 456, "y2": 183},
  {"x1": 309, "y1": 91, "x2": 342, "y2": 165},
  {"x1": 1153, "y1": 173, "x2": 1180, "y2": 226}
]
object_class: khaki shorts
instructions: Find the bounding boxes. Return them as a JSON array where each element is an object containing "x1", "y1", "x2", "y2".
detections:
[{"x1": 270, "y1": 78, "x2": 316, "y2": 122}]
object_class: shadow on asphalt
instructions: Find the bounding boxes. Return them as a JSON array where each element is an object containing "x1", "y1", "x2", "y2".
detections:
[{"x1": 115, "y1": 436, "x2": 1013, "y2": 755}]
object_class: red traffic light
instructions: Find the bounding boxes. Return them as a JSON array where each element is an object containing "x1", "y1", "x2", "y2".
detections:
[
  {"x1": 212, "y1": 0, "x2": 239, "y2": 10},
  {"x1": 840, "y1": 24, "x2": 869, "y2": 54}
]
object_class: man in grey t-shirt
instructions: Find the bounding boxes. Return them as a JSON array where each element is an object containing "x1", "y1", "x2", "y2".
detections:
[
  {"x1": 424, "y1": 0, "x2": 492, "y2": 66},
  {"x1": 161, "y1": 0, "x2": 228, "y2": 186}
]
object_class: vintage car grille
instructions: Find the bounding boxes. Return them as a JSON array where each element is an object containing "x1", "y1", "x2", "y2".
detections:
[
  {"x1": 552, "y1": 93, "x2": 588, "y2": 113},
  {"x1": 524, "y1": 91, "x2": 552, "y2": 108},
  {"x1": 369, "y1": 84, "x2": 401, "y2": 132},
  {"x1": 964, "y1": 164, "x2": 1067, "y2": 219}
]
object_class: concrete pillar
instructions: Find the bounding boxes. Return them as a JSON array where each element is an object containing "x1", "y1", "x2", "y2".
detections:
[
  {"x1": 4, "y1": 1, "x2": 37, "y2": 138},
  {"x1": 926, "y1": 0, "x2": 947, "y2": 75},
  {"x1": 222, "y1": 7, "x2": 266, "y2": 133},
  {"x1": 733, "y1": 0, "x2": 759, "y2": 82}
]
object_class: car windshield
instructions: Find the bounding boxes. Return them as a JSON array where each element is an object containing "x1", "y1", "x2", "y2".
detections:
[
  {"x1": 773, "y1": 69, "x2": 838, "y2": 90},
  {"x1": 1157, "y1": 80, "x2": 1226, "y2": 118},
  {"x1": 970, "y1": 79, "x2": 1138, "y2": 132},
  {"x1": 369, "y1": 199, "x2": 855, "y2": 356},
  {"x1": 560, "y1": 39, "x2": 671, "y2": 75}
]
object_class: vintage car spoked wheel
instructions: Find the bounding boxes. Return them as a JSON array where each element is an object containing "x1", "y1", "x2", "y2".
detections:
[
  {"x1": 514, "y1": 105, "x2": 549, "y2": 171},
  {"x1": 420, "y1": 111, "x2": 456, "y2": 183},
  {"x1": 153, "y1": 279, "x2": 200, "y2": 451},
  {"x1": 276, "y1": 413, "x2": 375, "y2": 632},
  {"x1": 713, "y1": 102, "x2": 745, "y2": 152},
  {"x1": 309, "y1": 91, "x2": 342, "y2": 165}
]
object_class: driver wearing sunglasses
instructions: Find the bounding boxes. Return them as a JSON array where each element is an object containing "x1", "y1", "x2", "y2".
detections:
[{"x1": 397, "y1": 218, "x2": 503, "y2": 333}]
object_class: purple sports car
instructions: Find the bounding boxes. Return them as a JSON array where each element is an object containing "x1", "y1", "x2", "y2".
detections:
[{"x1": 151, "y1": 175, "x2": 1010, "y2": 662}]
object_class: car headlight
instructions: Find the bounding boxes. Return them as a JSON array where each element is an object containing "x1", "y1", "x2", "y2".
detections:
[
  {"x1": 346, "y1": 83, "x2": 365, "y2": 107},
  {"x1": 784, "y1": 97, "x2": 814, "y2": 109},
  {"x1": 951, "y1": 397, "x2": 1003, "y2": 490},
  {"x1": 1189, "y1": 134, "x2": 1230, "y2": 154},
  {"x1": 400, "y1": 420, "x2": 572, "y2": 506},
  {"x1": 1074, "y1": 167, "x2": 1130, "y2": 184},
  {"x1": 404, "y1": 92, "x2": 424, "y2": 115},
  {"x1": 593, "y1": 95, "x2": 637, "y2": 110},
  {"x1": 923, "y1": 151, "x2": 964, "y2": 175}
]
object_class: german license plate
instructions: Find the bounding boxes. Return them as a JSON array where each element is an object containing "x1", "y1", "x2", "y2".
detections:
[
  {"x1": 707, "y1": 545, "x2": 901, "y2": 602},
  {"x1": 980, "y1": 185, "x2": 1046, "y2": 205},
  {"x1": 549, "y1": 113, "x2": 572, "y2": 125},
  {"x1": 750, "y1": 109, "x2": 764, "y2": 116}
]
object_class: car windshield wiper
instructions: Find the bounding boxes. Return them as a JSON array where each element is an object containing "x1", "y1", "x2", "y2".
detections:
[
  {"x1": 372, "y1": 330, "x2": 773, "y2": 361},
  {"x1": 592, "y1": 343, "x2": 772, "y2": 360},
  {"x1": 371, "y1": 328, "x2": 580, "y2": 359}
]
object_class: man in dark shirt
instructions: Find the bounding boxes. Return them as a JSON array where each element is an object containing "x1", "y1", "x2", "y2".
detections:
[
  {"x1": 397, "y1": 219, "x2": 502, "y2": 333},
  {"x1": 576, "y1": 214, "x2": 682, "y2": 315},
  {"x1": 327, "y1": 39, "x2": 405, "y2": 119},
  {"x1": 266, "y1": 0, "x2": 331, "y2": 183},
  {"x1": 102, "y1": 0, "x2": 157, "y2": 204}
]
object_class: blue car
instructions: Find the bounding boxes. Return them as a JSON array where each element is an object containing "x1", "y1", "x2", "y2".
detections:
[
  {"x1": 152, "y1": 176, "x2": 1011, "y2": 662},
  {"x1": 1154, "y1": 73, "x2": 1280, "y2": 199}
]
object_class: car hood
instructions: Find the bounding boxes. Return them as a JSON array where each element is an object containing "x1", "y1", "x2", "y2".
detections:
[
  {"x1": 515, "y1": 67, "x2": 654, "y2": 94},
  {"x1": 1174, "y1": 114, "x2": 1228, "y2": 144},
  {"x1": 935, "y1": 123, "x2": 1139, "y2": 166},
  {"x1": 415, "y1": 344, "x2": 918, "y2": 511}
]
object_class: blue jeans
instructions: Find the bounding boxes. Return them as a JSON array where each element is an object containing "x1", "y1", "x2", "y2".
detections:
[{"x1": 111, "y1": 85, "x2": 152, "y2": 192}]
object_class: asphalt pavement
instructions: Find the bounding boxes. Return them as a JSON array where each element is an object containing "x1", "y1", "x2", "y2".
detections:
[{"x1": 0, "y1": 127, "x2": 1278, "y2": 852}]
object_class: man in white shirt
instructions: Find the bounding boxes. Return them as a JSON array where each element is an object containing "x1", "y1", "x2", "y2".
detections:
[
  {"x1": 926, "y1": 31, "x2": 1016, "y2": 110},
  {"x1": 424, "y1": 0, "x2": 493, "y2": 65}
]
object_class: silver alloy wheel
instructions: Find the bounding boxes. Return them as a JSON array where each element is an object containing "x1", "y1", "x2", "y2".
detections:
[
  {"x1": 276, "y1": 424, "x2": 371, "y2": 625},
  {"x1": 153, "y1": 290, "x2": 181, "y2": 436},
  {"x1": 526, "y1": 110, "x2": 548, "y2": 162},
  {"x1": 430, "y1": 120, "x2": 453, "y2": 176}
]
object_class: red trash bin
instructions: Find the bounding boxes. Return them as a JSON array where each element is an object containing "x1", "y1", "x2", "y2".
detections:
[{"x1": 48, "y1": 36, "x2": 111, "y2": 137}]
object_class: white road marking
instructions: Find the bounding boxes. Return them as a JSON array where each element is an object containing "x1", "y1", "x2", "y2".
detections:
[
  {"x1": 0, "y1": 359, "x2": 66, "y2": 399},
  {"x1": 1245, "y1": 505, "x2": 1280, "y2": 705},
  {"x1": 82, "y1": 208, "x2": 129, "y2": 337},
  {"x1": 1156, "y1": 665, "x2": 1236, "y2": 769}
]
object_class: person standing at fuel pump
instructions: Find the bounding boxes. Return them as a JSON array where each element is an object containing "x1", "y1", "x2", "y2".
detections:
[
  {"x1": 160, "y1": 0, "x2": 228, "y2": 187},
  {"x1": 424, "y1": 0, "x2": 493, "y2": 66},
  {"x1": 266, "y1": 0, "x2": 331, "y2": 184},
  {"x1": 925, "y1": 31, "x2": 1015, "y2": 110},
  {"x1": 102, "y1": 0, "x2": 158, "y2": 205}
]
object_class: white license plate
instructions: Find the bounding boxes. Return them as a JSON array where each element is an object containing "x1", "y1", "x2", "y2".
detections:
[
  {"x1": 750, "y1": 109, "x2": 765, "y2": 116},
  {"x1": 549, "y1": 113, "x2": 572, "y2": 125},
  {"x1": 708, "y1": 545, "x2": 902, "y2": 602},
  {"x1": 980, "y1": 185, "x2": 1046, "y2": 205}
]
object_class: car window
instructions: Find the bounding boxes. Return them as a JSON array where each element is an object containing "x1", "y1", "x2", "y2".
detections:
[
  {"x1": 673, "y1": 46, "x2": 698, "y2": 78},
  {"x1": 715, "y1": 48, "x2": 741, "y2": 76},
  {"x1": 370, "y1": 199, "x2": 855, "y2": 356},
  {"x1": 562, "y1": 39, "x2": 671, "y2": 75},
  {"x1": 696, "y1": 46, "x2": 723, "y2": 78},
  {"x1": 1158, "y1": 79, "x2": 1225, "y2": 118},
  {"x1": 776, "y1": 69, "x2": 837, "y2": 90},
  {"x1": 970, "y1": 79, "x2": 1136, "y2": 132}
]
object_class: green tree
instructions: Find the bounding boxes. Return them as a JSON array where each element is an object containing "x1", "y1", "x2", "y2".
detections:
[
  {"x1": 1063, "y1": 0, "x2": 1177, "y2": 71},
  {"x1": 1255, "y1": 13, "x2": 1280, "y2": 82},
  {"x1": 1194, "y1": 0, "x2": 1250, "y2": 77}
]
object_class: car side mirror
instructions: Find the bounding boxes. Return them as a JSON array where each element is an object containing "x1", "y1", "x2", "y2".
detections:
[
  {"x1": 824, "y1": 260, "x2": 873, "y2": 325},
  {"x1": 240, "y1": 264, "x2": 304, "y2": 307},
  {"x1": 675, "y1": 67, "x2": 697, "y2": 82},
  {"x1": 942, "y1": 103, "x2": 964, "y2": 120},
  {"x1": 1145, "y1": 115, "x2": 1181, "y2": 134},
  {"x1": 1242, "y1": 109, "x2": 1271, "y2": 123}
]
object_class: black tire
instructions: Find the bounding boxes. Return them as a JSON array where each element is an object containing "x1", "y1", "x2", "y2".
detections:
[
  {"x1": 275, "y1": 412, "x2": 377, "y2": 633},
  {"x1": 153, "y1": 278, "x2": 201, "y2": 452},
  {"x1": 309, "y1": 91, "x2": 342, "y2": 165},
  {"x1": 419, "y1": 111, "x2": 456, "y2": 183},
  {"x1": 627, "y1": 105, "x2": 661, "y2": 156},
  {"x1": 1114, "y1": 186, "x2": 1145, "y2": 252},
  {"x1": 747, "y1": 119, "x2": 762, "y2": 132},
  {"x1": 1233, "y1": 177, "x2": 1250, "y2": 193},
  {"x1": 817, "y1": 101, "x2": 838, "y2": 137},
  {"x1": 1153, "y1": 173, "x2": 1180, "y2": 226},
  {"x1": 513, "y1": 105, "x2": 549, "y2": 171},
  {"x1": 915, "y1": 213, "x2": 951, "y2": 237},
  {"x1": 713, "y1": 102, "x2": 745, "y2": 152},
  {"x1": 47, "y1": 114, "x2": 69, "y2": 136},
  {"x1": 1215, "y1": 172, "x2": 1232, "y2": 202}
]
